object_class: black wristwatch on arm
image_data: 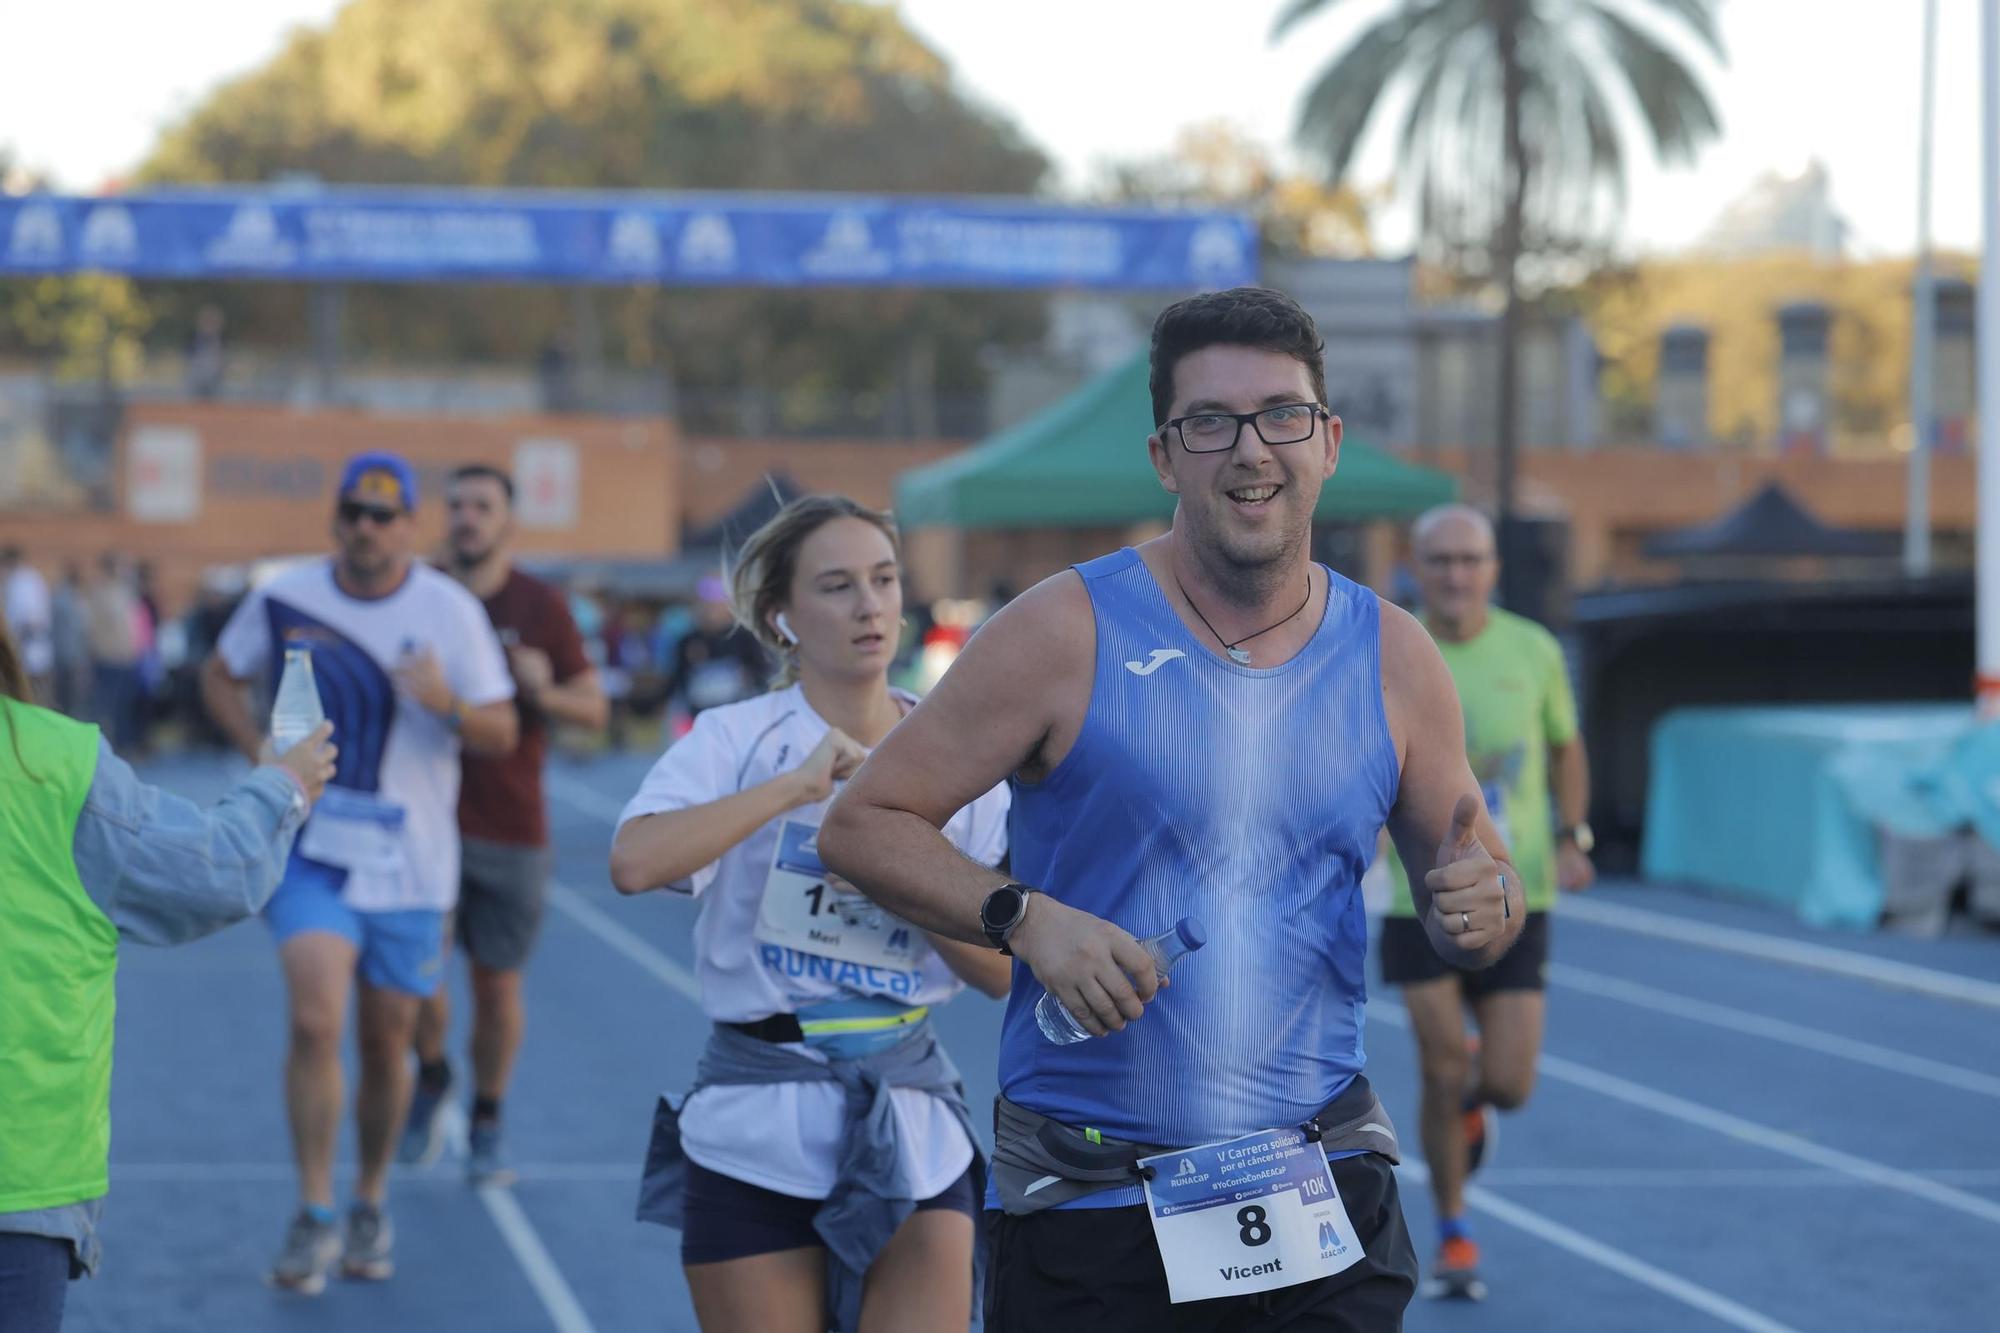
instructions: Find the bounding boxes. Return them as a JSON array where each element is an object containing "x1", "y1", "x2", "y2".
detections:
[{"x1": 979, "y1": 883, "x2": 1036, "y2": 954}]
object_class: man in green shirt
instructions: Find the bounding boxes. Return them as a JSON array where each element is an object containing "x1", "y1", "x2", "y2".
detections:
[{"x1": 1378, "y1": 505, "x2": 1596, "y2": 1298}]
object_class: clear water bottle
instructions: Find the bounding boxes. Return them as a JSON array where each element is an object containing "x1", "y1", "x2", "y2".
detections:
[
  {"x1": 270, "y1": 647, "x2": 327, "y2": 752},
  {"x1": 1036, "y1": 916, "x2": 1207, "y2": 1045}
]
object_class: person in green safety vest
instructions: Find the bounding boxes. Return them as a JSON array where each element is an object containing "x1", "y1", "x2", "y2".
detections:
[{"x1": 0, "y1": 611, "x2": 336, "y2": 1333}]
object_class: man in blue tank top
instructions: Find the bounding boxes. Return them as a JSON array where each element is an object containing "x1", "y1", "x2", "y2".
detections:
[{"x1": 823, "y1": 286, "x2": 1523, "y2": 1332}]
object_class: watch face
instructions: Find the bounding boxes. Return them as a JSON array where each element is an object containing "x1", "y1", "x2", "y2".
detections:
[{"x1": 983, "y1": 886, "x2": 1024, "y2": 930}]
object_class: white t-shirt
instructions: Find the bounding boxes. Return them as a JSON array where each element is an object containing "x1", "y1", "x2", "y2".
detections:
[
  {"x1": 617, "y1": 683, "x2": 1010, "y2": 1199},
  {"x1": 4, "y1": 567, "x2": 53, "y2": 675},
  {"x1": 216, "y1": 559, "x2": 513, "y2": 912}
]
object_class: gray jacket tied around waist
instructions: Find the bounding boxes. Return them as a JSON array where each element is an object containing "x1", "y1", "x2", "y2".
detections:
[{"x1": 637, "y1": 1020, "x2": 984, "y2": 1332}]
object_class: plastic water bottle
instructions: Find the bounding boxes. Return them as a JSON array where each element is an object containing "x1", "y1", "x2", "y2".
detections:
[
  {"x1": 270, "y1": 647, "x2": 326, "y2": 752},
  {"x1": 1036, "y1": 916, "x2": 1207, "y2": 1045}
]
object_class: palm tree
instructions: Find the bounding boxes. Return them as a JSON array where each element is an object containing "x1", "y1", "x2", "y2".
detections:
[{"x1": 1276, "y1": 0, "x2": 1723, "y2": 603}]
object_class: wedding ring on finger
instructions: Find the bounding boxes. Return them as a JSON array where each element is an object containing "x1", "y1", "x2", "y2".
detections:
[{"x1": 1460, "y1": 911, "x2": 1471, "y2": 933}]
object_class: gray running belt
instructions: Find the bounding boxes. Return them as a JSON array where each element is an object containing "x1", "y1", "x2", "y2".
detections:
[{"x1": 991, "y1": 1074, "x2": 1401, "y2": 1215}]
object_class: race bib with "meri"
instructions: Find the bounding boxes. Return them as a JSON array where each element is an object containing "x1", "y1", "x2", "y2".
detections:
[{"x1": 753, "y1": 819, "x2": 927, "y2": 970}]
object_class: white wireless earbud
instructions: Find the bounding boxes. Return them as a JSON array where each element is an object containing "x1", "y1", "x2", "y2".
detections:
[{"x1": 775, "y1": 611, "x2": 797, "y2": 646}]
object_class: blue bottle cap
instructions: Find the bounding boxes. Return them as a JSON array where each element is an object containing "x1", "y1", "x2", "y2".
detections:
[{"x1": 1175, "y1": 917, "x2": 1207, "y2": 952}]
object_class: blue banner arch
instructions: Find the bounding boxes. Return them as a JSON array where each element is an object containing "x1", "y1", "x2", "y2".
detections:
[{"x1": 0, "y1": 188, "x2": 1258, "y2": 290}]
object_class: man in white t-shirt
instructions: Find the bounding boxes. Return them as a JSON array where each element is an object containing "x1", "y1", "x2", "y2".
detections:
[{"x1": 200, "y1": 452, "x2": 517, "y2": 1295}]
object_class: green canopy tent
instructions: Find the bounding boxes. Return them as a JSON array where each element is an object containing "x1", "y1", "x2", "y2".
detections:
[{"x1": 896, "y1": 352, "x2": 1457, "y2": 528}]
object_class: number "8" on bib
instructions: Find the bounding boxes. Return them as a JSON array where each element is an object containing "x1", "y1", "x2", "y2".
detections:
[{"x1": 1236, "y1": 1205, "x2": 1272, "y2": 1247}]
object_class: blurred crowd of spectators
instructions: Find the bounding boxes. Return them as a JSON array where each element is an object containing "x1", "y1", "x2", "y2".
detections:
[
  {"x1": 586, "y1": 576, "x2": 1013, "y2": 750},
  {"x1": 1, "y1": 545, "x2": 247, "y2": 755},
  {"x1": 3, "y1": 536, "x2": 1016, "y2": 752},
  {"x1": 2, "y1": 543, "x2": 1015, "y2": 755}
]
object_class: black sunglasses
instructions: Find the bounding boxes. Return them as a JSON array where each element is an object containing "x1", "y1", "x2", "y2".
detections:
[{"x1": 338, "y1": 499, "x2": 404, "y2": 526}]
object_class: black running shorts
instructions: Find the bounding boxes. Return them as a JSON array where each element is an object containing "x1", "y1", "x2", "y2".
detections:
[
  {"x1": 680, "y1": 1160, "x2": 977, "y2": 1266},
  {"x1": 985, "y1": 1151, "x2": 1416, "y2": 1332},
  {"x1": 1377, "y1": 911, "x2": 1550, "y2": 995}
]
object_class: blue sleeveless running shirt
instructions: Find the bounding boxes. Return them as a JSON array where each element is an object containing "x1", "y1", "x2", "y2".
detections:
[{"x1": 1002, "y1": 547, "x2": 1399, "y2": 1170}]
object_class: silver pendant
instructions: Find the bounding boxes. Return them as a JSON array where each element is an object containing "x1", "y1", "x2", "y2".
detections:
[{"x1": 1226, "y1": 646, "x2": 1252, "y2": 666}]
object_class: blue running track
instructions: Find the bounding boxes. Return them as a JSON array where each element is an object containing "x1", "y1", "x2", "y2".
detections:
[{"x1": 61, "y1": 751, "x2": 2000, "y2": 1332}]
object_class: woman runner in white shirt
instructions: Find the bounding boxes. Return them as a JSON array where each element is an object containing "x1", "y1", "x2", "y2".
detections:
[{"x1": 611, "y1": 494, "x2": 1010, "y2": 1333}]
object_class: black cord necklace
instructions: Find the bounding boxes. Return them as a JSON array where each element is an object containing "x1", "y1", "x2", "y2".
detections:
[{"x1": 1170, "y1": 557, "x2": 1313, "y2": 666}]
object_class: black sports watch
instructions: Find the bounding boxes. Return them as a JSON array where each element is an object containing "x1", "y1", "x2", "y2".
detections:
[{"x1": 979, "y1": 883, "x2": 1035, "y2": 954}]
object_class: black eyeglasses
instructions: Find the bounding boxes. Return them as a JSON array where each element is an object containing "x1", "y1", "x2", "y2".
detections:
[
  {"x1": 1419, "y1": 552, "x2": 1493, "y2": 571},
  {"x1": 1162, "y1": 402, "x2": 1327, "y2": 454},
  {"x1": 338, "y1": 500, "x2": 403, "y2": 526}
]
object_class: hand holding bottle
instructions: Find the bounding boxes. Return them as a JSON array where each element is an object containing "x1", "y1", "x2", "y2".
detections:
[{"x1": 259, "y1": 721, "x2": 338, "y2": 806}]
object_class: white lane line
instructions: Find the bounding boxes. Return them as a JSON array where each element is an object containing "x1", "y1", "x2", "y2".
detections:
[
  {"x1": 479, "y1": 1185, "x2": 601, "y2": 1333},
  {"x1": 103, "y1": 1162, "x2": 2000, "y2": 1188},
  {"x1": 1398, "y1": 1160, "x2": 1799, "y2": 1333},
  {"x1": 1551, "y1": 962, "x2": 2000, "y2": 1099},
  {"x1": 109, "y1": 1162, "x2": 638, "y2": 1183},
  {"x1": 1374, "y1": 1005, "x2": 2000, "y2": 1226},
  {"x1": 1465, "y1": 1167, "x2": 2000, "y2": 1188},
  {"x1": 1560, "y1": 897, "x2": 2000, "y2": 1009},
  {"x1": 486, "y1": 782, "x2": 665, "y2": 1333},
  {"x1": 547, "y1": 771, "x2": 633, "y2": 829},
  {"x1": 548, "y1": 882, "x2": 701, "y2": 1003}
]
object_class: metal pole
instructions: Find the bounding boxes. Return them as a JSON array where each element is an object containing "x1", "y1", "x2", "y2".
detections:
[
  {"x1": 310, "y1": 283, "x2": 345, "y2": 407},
  {"x1": 1977, "y1": 0, "x2": 2000, "y2": 713},
  {"x1": 1907, "y1": 0, "x2": 1938, "y2": 577}
]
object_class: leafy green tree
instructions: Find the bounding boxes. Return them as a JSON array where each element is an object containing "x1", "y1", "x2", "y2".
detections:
[
  {"x1": 1097, "y1": 122, "x2": 1375, "y2": 261},
  {"x1": 131, "y1": 0, "x2": 1051, "y2": 432}
]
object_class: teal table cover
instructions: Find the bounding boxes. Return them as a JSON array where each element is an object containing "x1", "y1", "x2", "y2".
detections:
[{"x1": 1642, "y1": 704, "x2": 1979, "y2": 929}]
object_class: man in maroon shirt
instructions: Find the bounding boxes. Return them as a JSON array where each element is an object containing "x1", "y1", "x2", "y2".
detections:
[{"x1": 402, "y1": 464, "x2": 607, "y2": 1185}]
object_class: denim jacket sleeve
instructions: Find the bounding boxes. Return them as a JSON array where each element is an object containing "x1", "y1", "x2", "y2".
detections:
[{"x1": 70, "y1": 740, "x2": 309, "y2": 945}]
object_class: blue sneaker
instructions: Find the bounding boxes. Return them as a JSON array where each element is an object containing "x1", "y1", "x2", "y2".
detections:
[
  {"x1": 268, "y1": 1208, "x2": 341, "y2": 1295},
  {"x1": 399, "y1": 1073, "x2": 451, "y2": 1167},
  {"x1": 468, "y1": 1119, "x2": 517, "y2": 1188},
  {"x1": 340, "y1": 1202, "x2": 395, "y2": 1281}
]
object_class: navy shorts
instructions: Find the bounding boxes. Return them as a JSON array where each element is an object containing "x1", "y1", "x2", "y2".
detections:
[{"x1": 680, "y1": 1160, "x2": 978, "y2": 1266}]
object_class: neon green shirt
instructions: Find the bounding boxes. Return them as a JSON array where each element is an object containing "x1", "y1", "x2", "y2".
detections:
[{"x1": 1387, "y1": 607, "x2": 1577, "y2": 916}]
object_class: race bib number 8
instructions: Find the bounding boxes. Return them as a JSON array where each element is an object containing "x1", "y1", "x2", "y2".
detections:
[
  {"x1": 1139, "y1": 1128, "x2": 1364, "y2": 1304},
  {"x1": 753, "y1": 820, "x2": 926, "y2": 970}
]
